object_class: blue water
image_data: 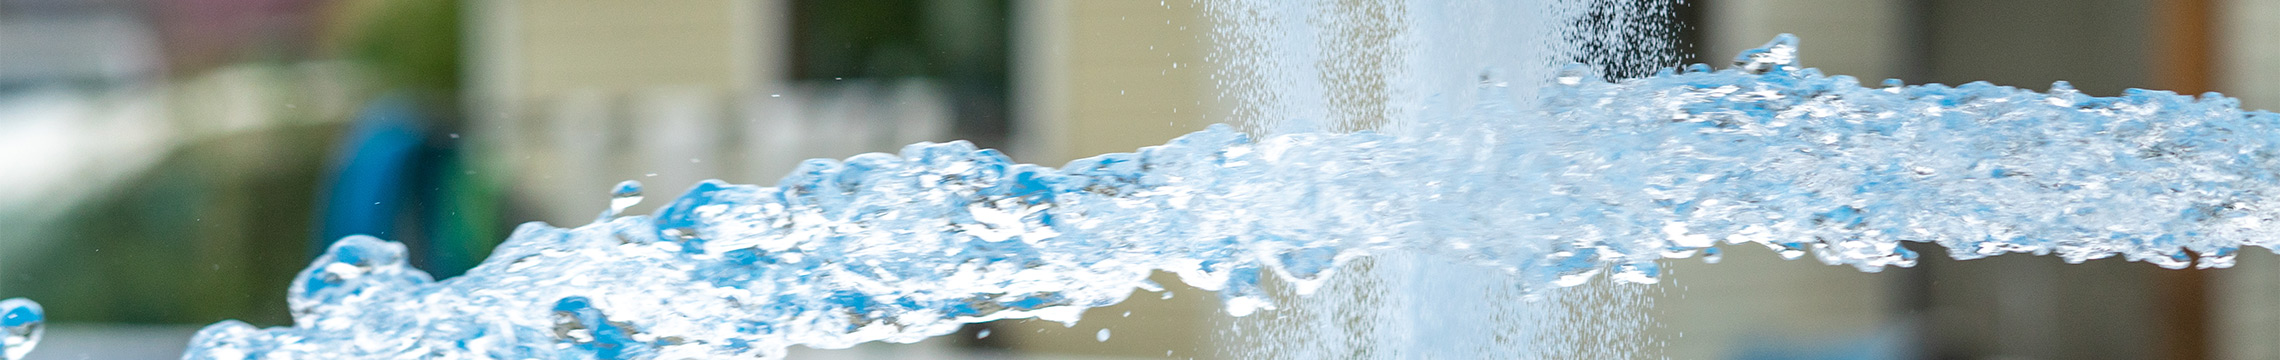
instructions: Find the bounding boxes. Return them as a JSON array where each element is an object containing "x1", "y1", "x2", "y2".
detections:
[
  {"x1": 80, "y1": 35, "x2": 2266, "y2": 359},
  {"x1": 0, "y1": 298, "x2": 38, "y2": 360}
]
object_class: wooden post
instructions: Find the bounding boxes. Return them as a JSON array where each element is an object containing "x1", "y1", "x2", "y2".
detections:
[{"x1": 2152, "y1": 2, "x2": 2215, "y2": 360}]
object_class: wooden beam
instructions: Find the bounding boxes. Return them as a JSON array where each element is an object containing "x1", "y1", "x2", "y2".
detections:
[
  {"x1": 2154, "y1": 0, "x2": 2215, "y2": 94},
  {"x1": 2152, "y1": 2, "x2": 2215, "y2": 360}
]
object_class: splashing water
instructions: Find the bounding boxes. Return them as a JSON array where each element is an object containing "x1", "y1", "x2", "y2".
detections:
[
  {"x1": 173, "y1": 35, "x2": 2280, "y2": 358},
  {"x1": 1, "y1": 298, "x2": 42, "y2": 360},
  {"x1": 1205, "y1": 1, "x2": 1686, "y2": 357}
]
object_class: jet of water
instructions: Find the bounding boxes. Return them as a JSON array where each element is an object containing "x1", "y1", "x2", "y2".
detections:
[{"x1": 172, "y1": 35, "x2": 2280, "y2": 359}]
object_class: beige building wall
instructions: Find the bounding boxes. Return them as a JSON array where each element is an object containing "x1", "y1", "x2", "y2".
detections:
[
  {"x1": 469, "y1": 0, "x2": 777, "y2": 104},
  {"x1": 1013, "y1": 0, "x2": 1221, "y2": 166},
  {"x1": 2219, "y1": 0, "x2": 2280, "y2": 111},
  {"x1": 2215, "y1": 1, "x2": 2280, "y2": 359},
  {"x1": 465, "y1": 0, "x2": 788, "y2": 226}
]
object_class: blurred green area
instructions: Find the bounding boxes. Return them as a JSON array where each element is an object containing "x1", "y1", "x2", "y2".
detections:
[
  {"x1": 794, "y1": 0, "x2": 1012, "y2": 147},
  {"x1": 0, "y1": 0, "x2": 486, "y2": 326},
  {"x1": 339, "y1": 0, "x2": 461, "y2": 93},
  {"x1": 0, "y1": 0, "x2": 1010, "y2": 327},
  {"x1": 17, "y1": 120, "x2": 340, "y2": 326}
]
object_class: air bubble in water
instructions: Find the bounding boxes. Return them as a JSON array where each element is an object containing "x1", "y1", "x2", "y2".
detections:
[{"x1": 1, "y1": 298, "x2": 43, "y2": 360}]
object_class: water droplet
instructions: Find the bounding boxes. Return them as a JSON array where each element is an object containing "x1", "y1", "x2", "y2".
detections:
[
  {"x1": 1160, "y1": 291, "x2": 1175, "y2": 300},
  {"x1": 1554, "y1": 64, "x2": 1601, "y2": 86},
  {"x1": 1609, "y1": 261, "x2": 1662, "y2": 284},
  {"x1": 975, "y1": 329, "x2": 991, "y2": 339},
  {"x1": 1551, "y1": 266, "x2": 1602, "y2": 287},
  {"x1": 1, "y1": 298, "x2": 45, "y2": 360},
  {"x1": 1769, "y1": 242, "x2": 1809, "y2": 260},
  {"x1": 606, "y1": 180, "x2": 644, "y2": 218},
  {"x1": 1701, "y1": 247, "x2": 1724, "y2": 264},
  {"x1": 1095, "y1": 328, "x2": 1111, "y2": 342},
  {"x1": 1886, "y1": 246, "x2": 1921, "y2": 268},
  {"x1": 1733, "y1": 34, "x2": 1801, "y2": 75},
  {"x1": 1881, "y1": 79, "x2": 1904, "y2": 88},
  {"x1": 1121, "y1": 311, "x2": 1131, "y2": 317}
]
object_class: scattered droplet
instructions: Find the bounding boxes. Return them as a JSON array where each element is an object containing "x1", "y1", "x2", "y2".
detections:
[
  {"x1": 1701, "y1": 247, "x2": 1724, "y2": 264},
  {"x1": 975, "y1": 329, "x2": 991, "y2": 339},
  {"x1": 1095, "y1": 328, "x2": 1111, "y2": 342},
  {"x1": 605, "y1": 180, "x2": 644, "y2": 218}
]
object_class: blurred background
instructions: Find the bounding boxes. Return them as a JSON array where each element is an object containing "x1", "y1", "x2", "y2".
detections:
[{"x1": 0, "y1": 0, "x2": 2276, "y2": 359}]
